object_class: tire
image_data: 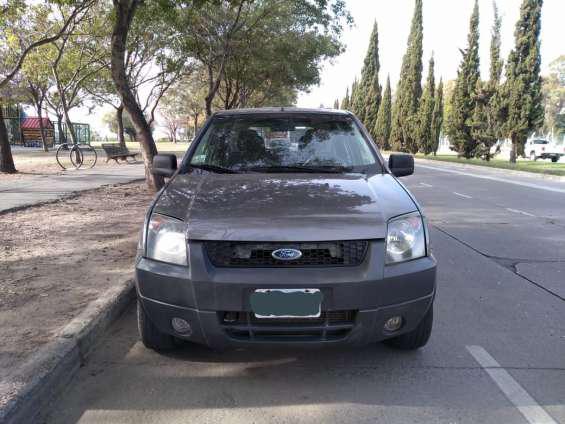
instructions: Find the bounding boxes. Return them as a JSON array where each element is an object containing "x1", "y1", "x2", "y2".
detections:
[
  {"x1": 137, "y1": 300, "x2": 176, "y2": 351},
  {"x1": 551, "y1": 157, "x2": 558, "y2": 163},
  {"x1": 384, "y1": 306, "x2": 433, "y2": 350},
  {"x1": 530, "y1": 151, "x2": 536, "y2": 161}
]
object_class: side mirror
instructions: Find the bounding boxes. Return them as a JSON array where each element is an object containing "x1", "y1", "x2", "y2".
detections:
[
  {"x1": 152, "y1": 154, "x2": 177, "y2": 178},
  {"x1": 388, "y1": 153, "x2": 414, "y2": 177}
]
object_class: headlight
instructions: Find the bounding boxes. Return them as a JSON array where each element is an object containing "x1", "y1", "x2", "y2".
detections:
[
  {"x1": 146, "y1": 213, "x2": 187, "y2": 265},
  {"x1": 385, "y1": 212, "x2": 426, "y2": 264}
]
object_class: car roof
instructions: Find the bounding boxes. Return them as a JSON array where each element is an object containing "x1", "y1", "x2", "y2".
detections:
[{"x1": 213, "y1": 107, "x2": 353, "y2": 117}]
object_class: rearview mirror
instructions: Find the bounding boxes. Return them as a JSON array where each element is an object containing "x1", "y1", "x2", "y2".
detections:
[
  {"x1": 152, "y1": 154, "x2": 177, "y2": 178},
  {"x1": 388, "y1": 153, "x2": 414, "y2": 177}
]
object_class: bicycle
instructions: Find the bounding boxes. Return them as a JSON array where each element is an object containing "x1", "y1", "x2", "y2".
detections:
[{"x1": 56, "y1": 143, "x2": 98, "y2": 170}]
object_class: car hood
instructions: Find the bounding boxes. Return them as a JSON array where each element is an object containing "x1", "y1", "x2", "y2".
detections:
[{"x1": 153, "y1": 172, "x2": 417, "y2": 241}]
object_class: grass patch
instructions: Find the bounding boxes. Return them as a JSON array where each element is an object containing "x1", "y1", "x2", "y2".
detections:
[
  {"x1": 91, "y1": 140, "x2": 191, "y2": 153},
  {"x1": 415, "y1": 154, "x2": 565, "y2": 177}
]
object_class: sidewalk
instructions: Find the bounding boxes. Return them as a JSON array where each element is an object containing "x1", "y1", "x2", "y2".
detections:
[{"x1": 0, "y1": 164, "x2": 145, "y2": 213}]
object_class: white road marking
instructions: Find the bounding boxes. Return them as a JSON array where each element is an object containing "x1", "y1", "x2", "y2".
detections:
[
  {"x1": 453, "y1": 191, "x2": 472, "y2": 199},
  {"x1": 506, "y1": 208, "x2": 536, "y2": 217},
  {"x1": 420, "y1": 182, "x2": 433, "y2": 187},
  {"x1": 466, "y1": 345, "x2": 557, "y2": 424},
  {"x1": 417, "y1": 163, "x2": 565, "y2": 194}
]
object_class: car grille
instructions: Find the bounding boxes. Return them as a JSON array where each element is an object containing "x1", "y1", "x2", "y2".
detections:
[
  {"x1": 204, "y1": 240, "x2": 368, "y2": 267},
  {"x1": 219, "y1": 310, "x2": 357, "y2": 342}
]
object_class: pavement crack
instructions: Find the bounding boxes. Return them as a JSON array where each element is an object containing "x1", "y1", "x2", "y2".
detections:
[{"x1": 432, "y1": 224, "x2": 565, "y2": 302}]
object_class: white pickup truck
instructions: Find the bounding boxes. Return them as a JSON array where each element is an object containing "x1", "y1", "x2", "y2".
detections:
[{"x1": 525, "y1": 139, "x2": 565, "y2": 162}]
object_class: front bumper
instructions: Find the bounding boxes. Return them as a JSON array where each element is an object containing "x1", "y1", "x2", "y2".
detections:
[{"x1": 136, "y1": 241, "x2": 436, "y2": 349}]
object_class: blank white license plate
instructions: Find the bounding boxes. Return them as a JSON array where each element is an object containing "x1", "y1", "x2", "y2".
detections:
[{"x1": 250, "y1": 289, "x2": 322, "y2": 318}]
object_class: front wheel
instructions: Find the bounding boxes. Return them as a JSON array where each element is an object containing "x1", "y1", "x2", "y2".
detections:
[
  {"x1": 384, "y1": 306, "x2": 433, "y2": 350},
  {"x1": 551, "y1": 157, "x2": 558, "y2": 163},
  {"x1": 137, "y1": 300, "x2": 176, "y2": 351}
]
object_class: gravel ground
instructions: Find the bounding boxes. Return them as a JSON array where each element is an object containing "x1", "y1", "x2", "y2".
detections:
[{"x1": 0, "y1": 182, "x2": 153, "y2": 381}]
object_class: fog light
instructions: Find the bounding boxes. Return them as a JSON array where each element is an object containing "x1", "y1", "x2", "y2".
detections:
[
  {"x1": 384, "y1": 316, "x2": 403, "y2": 332},
  {"x1": 171, "y1": 317, "x2": 192, "y2": 335}
]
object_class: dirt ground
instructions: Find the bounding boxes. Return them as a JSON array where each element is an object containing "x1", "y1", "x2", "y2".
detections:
[{"x1": 0, "y1": 182, "x2": 153, "y2": 380}]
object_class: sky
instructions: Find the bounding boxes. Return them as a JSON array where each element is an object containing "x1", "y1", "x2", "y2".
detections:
[{"x1": 297, "y1": 0, "x2": 565, "y2": 108}]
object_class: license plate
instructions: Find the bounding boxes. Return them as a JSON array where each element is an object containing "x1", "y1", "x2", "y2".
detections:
[{"x1": 250, "y1": 289, "x2": 322, "y2": 318}]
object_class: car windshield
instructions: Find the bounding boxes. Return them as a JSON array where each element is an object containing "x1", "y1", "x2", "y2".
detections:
[{"x1": 187, "y1": 114, "x2": 381, "y2": 174}]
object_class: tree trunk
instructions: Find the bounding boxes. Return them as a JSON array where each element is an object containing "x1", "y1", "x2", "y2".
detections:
[
  {"x1": 0, "y1": 102, "x2": 17, "y2": 173},
  {"x1": 193, "y1": 114, "x2": 198, "y2": 139},
  {"x1": 116, "y1": 104, "x2": 126, "y2": 148},
  {"x1": 509, "y1": 134, "x2": 517, "y2": 164},
  {"x1": 36, "y1": 102, "x2": 49, "y2": 152},
  {"x1": 56, "y1": 117, "x2": 66, "y2": 144},
  {"x1": 111, "y1": 0, "x2": 163, "y2": 191}
]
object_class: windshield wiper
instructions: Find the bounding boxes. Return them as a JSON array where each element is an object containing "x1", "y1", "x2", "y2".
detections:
[
  {"x1": 248, "y1": 165, "x2": 354, "y2": 174},
  {"x1": 190, "y1": 164, "x2": 240, "y2": 174}
]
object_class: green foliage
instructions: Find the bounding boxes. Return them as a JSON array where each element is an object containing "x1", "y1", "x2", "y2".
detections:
[
  {"x1": 446, "y1": 0, "x2": 480, "y2": 158},
  {"x1": 340, "y1": 86, "x2": 350, "y2": 110},
  {"x1": 389, "y1": 0, "x2": 423, "y2": 153},
  {"x1": 471, "y1": 3, "x2": 503, "y2": 160},
  {"x1": 349, "y1": 78, "x2": 360, "y2": 116},
  {"x1": 542, "y1": 56, "x2": 565, "y2": 137},
  {"x1": 430, "y1": 79, "x2": 444, "y2": 155},
  {"x1": 500, "y1": 0, "x2": 544, "y2": 161},
  {"x1": 357, "y1": 21, "x2": 381, "y2": 131},
  {"x1": 374, "y1": 75, "x2": 391, "y2": 149},
  {"x1": 416, "y1": 56, "x2": 435, "y2": 154}
]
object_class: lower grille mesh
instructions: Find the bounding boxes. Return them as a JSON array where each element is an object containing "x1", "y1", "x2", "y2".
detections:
[
  {"x1": 219, "y1": 310, "x2": 357, "y2": 342},
  {"x1": 205, "y1": 240, "x2": 368, "y2": 267}
]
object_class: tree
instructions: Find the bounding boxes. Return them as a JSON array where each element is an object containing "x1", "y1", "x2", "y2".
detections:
[
  {"x1": 110, "y1": 0, "x2": 191, "y2": 190},
  {"x1": 471, "y1": 2, "x2": 503, "y2": 160},
  {"x1": 430, "y1": 79, "x2": 444, "y2": 155},
  {"x1": 500, "y1": 0, "x2": 544, "y2": 163},
  {"x1": 340, "y1": 86, "x2": 350, "y2": 110},
  {"x1": 374, "y1": 75, "x2": 391, "y2": 149},
  {"x1": 416, "y1": 55, "x2": 435, "y2": 154},
  {"x1": 102, "y1": 109, "x2": 137, "y2": 142},
  {"x1": 178, "y1": 0, "x2": 349, "y2": 116},
  {"x1": 542, "y1": 56, "x2": 565, "y2": 138},
  {"x1": 333, "y1": 98, "x2": 340, "y2": 109},
  {"x1": 446, "y1": 0, "x2": 480, "y2": 158},
  {"x1": 357, "y1": 21, "x2": 381, "y2": 129},
  {"x1": 1, "y1": 0, "x2": 94, "y2": 173},
  {"x1": 20, "y1": 44, "x2": 53, "y2": 151},
  {"x1": 389, "y1": 0, "x2": 423, "y2": 153},
  {"x1": 349, "y1": 78, "x2": 360, "y2": 116}
]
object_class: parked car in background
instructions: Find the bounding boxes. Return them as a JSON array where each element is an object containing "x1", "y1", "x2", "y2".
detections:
[
  {"x1": 526, "y1": 138, "x2": 565, "y2": 162},
  {"x1": 137, "y1": 108, "x2": 436, "y2": 353}
]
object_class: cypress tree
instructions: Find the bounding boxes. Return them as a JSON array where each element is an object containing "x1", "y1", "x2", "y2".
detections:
[
  {"x1": 472, "y1": 2, "x2": 503, "y2": 160},
  {"x1": 501, "y1": 0, "x2": 544, "y2": 163},
  {"x1": 416, "y1": 55, "x2": 436, "y2": 154},
  {"x1": 358, "y1": 21, "x2": 381, "y2": 134},
  {"x1": 350, "y1": 78, "x2": 360, "y2": 116},
  {"x1": 389, "y1": 0, "x2": 423, "y2": 152},
  {"x1": 431, "y1": 79, "x2": 444, "y2": 155},
  {"x1": 446, "y1": 0, "x2": 480, "y2": 158},
  {"x1": 340, "y1": 87, "x2": 350, "y2": 110},
  {"x1": 334, "y1": 98, "x2": 340, "y2": 109},
  {"x1": 374, "y1": 75, "x2": 392, "y2": 149}
]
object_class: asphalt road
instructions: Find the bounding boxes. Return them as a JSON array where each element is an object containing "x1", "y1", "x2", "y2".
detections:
[{"x1": 46, "y1": 160, "x2": 565, "y2": 424}]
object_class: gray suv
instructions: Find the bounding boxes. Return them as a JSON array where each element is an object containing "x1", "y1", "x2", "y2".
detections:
[{"x1": 136, "y1": 108, "x2": 436, "y2": 352}]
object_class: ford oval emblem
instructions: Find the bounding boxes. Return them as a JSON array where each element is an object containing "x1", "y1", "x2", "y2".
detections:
[{"x1": 272, "y1": 248, "x2": 302, "y2": 261}]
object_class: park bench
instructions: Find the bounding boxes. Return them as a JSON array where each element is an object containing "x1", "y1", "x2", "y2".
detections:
[{"x1": 101, "y1": 143, "x2": 139, "y2": 163}]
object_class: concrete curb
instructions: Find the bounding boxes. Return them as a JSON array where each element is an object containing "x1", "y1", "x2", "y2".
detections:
[
  {"x1": 0, "y1": 279, "x2": 136, "y2": 424},
  {"x1": 415, "y1": 157, "x2": 565, "y2": 182}
]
